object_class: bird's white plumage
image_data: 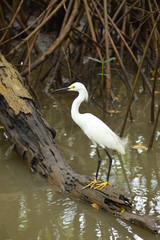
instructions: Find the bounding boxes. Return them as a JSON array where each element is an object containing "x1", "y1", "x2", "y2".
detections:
[
  {"x1": 80, "y1": 113, "x2": 126, "y2": 154},
  {"x1": 68, "y1": 82, "x2": 128, "y2": 154}
]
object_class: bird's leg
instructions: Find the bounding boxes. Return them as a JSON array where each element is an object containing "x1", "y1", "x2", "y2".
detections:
[
  {"x1": 104, "y1": 149, "x2": 112, "y2": 182},
  {"x1": 95, "y1": 148, "x2": 102, "y2": 180},
  {"x1": 83, "y1": 148, "x2": 102, "y2": 189},
  {"x1": 94, "y1": 149, "x2": 112, "y2": 190}
]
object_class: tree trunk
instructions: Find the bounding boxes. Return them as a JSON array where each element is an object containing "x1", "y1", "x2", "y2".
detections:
[{"x1": 0, "y1": 53, "x2": 159, "y2": 235}]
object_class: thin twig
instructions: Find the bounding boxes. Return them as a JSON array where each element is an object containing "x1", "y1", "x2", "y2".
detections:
[
  {"x1": 120, "y1": 12, "x2": 160, "y2": 137},
  {"x1": 21, "y1": 0, "x2": 80, "y2": 77},
  {"x1": 148, "y1": 105, "x2": 160, "y2": 150},
  {"x1": 0, "y1": 0, "x2": 24, "y2": 44},
  {"x1": 83, "y1": 0, "x2": 103, "y2": 61},
  {"x1": 7, "y1": 0, "x2": 66, "y2": 57},
  {"x1": 103, "y1": 0, "x2": 111, "y2": 97},
  {"x1": 150, "y1": 52, "x2": 160, "y2": 122}
]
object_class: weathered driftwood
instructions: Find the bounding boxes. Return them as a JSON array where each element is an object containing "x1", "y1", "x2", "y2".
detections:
[{"x1": 0, "y1": 53, "x2": 159, "y2": 235}]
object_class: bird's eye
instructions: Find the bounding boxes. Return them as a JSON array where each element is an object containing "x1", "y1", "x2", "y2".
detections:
[{"x1": 71, "y1": 85, "x2": 75, "y2": 89}]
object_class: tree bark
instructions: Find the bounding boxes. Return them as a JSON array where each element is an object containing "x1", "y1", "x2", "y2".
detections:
[{"x1": 0, "y1": 53, "x2": 159, "y2": 235}]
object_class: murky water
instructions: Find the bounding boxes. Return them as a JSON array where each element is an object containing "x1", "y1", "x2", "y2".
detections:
[{"x1": 0, "y1": 82, "x2": 160, "y2": 239}]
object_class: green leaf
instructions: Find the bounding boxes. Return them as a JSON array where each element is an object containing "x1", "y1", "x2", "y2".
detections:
[
  {"x1": 104, "y1": 57, "x2": 115, "y2": 63},
  {"x1": 88, "y1": 57, "x2": 102, "y2": 63}
]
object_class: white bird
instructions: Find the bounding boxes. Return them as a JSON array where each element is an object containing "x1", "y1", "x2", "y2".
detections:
[{"x1": 54, "y1": 82, "x2": 128, "y2": 189}]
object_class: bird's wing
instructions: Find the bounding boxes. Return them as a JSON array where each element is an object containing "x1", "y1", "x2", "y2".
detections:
[{"x1": 81, "y1": 113, "x2": 126, "y2": 154}]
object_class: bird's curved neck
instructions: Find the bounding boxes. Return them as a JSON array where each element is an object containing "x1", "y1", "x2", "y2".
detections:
[{"x1": 71, "y1": 92, "x2": 85, "y2": 126}]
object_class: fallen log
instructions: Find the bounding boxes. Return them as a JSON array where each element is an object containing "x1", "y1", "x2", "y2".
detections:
[{"x1": 0, "y1": 53, "x2": 159, "y2": 235}]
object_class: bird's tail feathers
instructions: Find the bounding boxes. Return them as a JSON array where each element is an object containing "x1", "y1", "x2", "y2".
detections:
[{"x1": 119, "y1": 135, "x2": 128, "y2": 154}]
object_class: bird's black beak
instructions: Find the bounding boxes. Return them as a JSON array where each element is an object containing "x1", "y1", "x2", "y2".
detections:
[{"x1": 53, "y1": 86, "x2": 70, "y2": 93}]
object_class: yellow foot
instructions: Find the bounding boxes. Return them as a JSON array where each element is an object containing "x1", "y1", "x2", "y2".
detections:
[
  {"x1": 83, "y1": 178, "x2": 100, "y2": 189},
  {"x1": 94, "y1": 181, "x2": 112, "y2": 190}
]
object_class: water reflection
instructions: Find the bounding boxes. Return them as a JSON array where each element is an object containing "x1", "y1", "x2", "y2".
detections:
[
  {"x1": 79, "y1": 213, "x2": 85, "y2": 236},
  {"x1": 18, "y1": 195, "x2": 29, "y2": 232}
]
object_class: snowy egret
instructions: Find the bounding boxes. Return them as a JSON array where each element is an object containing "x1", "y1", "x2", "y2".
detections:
[{"x1": 54, "y1": 82, "x2": 128, "y2": 189}]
